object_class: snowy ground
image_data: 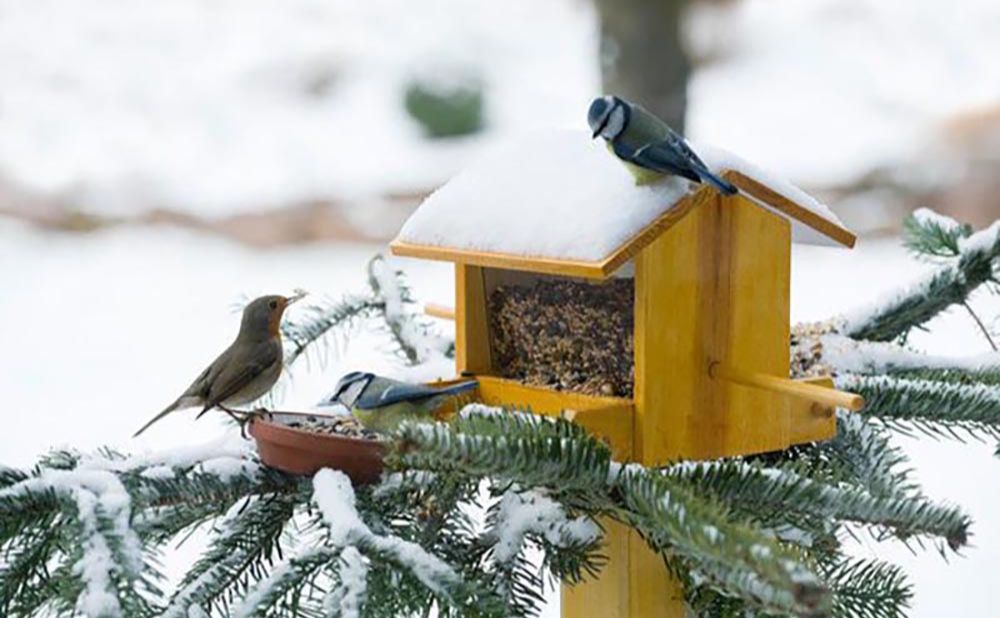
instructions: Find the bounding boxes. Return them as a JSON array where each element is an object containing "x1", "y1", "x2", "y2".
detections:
[{"x1": 0, "y1": 222, "x2": 996, "y2": 616}]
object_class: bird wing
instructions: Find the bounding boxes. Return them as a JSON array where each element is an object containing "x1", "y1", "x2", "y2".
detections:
[
  {"x1": 200, "y1": 340, "x2": 282, "y2": 414},
  {"x1": 629, "y1": 142, "x2": 702, "y2": 183},
  {"x1": 132, "y1": 353, "x2": 219, "y2": 437},
  {"x1": 356, "y1": 378, "x2": 477, "y2": 409}
]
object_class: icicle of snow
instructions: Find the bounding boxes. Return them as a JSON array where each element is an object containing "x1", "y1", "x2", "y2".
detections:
[
  {"x1": 312, "y1": 469, "x2": 459, "y2": 596},
  {"x1": 488, "y1": 488, "x2": 599, "y2": 563},
  {"x1": 323, "y1": 547, "x2": 369, "y2": 618}
]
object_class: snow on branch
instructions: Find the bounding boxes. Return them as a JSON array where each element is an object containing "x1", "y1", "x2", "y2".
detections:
[
  {"x1": 903, "y1": 207, "x2": 972, "y2": 258},
  {"x1": 312, "y1": 469, "x2": 460, "y2": 601},
  {"x1": 323, "y1": 547, "x2": 369, "y2": 618},
  {"x1": 666, "y1": 459, "x2": 969, "y2": 550},
  {"x1": 0, "y1": 468, "x2": 141, "y2": 618},
  {"x1": 843, "y1": 214, "x2": 999, "y2": 342},
  {"x1": 815, "y1": 333, "x2": 1000, "y2": 376},
  {"x1": 839, "y1": 373, "x2": 1000, "y2": 441},
  {"x1": 486, "y1": 488, "x2": 599, "y2": 563},
  {"x1": 367, "y1": 255, "x2": 453, "y2": 364}
]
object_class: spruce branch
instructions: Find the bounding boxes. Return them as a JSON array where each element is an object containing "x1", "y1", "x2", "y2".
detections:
[
  {"x1": 844, "y1": 216, "x2": 999, "y2": 342},
  {"x1": 162, "y1": 492, "x2": 302, "y2": 617},
  {"x1": 367, "y1": 255, "x2": 454, "y2": 364},
  {"x1": 822, "y1": 557, "x2": 911, "y2": 618},
  {"x1": 667, "y1": 460, "x2": 969, "y2": 551},
  {"x1": 393, "y1": 417, "x2": 830, "y2": 616},
  {"x1": 232, "y1": 547, "x2": 339, "y2": 618},
  {"x1": 282, "y1": 295, "x2": 385, "y2": 368},
  {"x1": 840, "y1": 374, "x2": 1000, "y2": 441},
  {"x1": 902, "y1": 208, "x2": 972, "y2": 259},
  {"x1": 889, "y1": 364, "x2": 1000, "y2": 387}
]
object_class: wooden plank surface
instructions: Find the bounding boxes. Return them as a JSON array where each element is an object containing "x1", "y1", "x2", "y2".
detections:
[
  {"x1": 392, "y1": 240, "x2": 610, "y2": 279},
  {"x1": 725, "y1": 171, "x2": 857, "y2": 248},
  {"x1": 455, "y1": 264, "x2": 492, "y2": 374},
  {"x1": 715, "y1": 196, "x2": 792, "y2": 455},
  {"x1": 474, "y1": 375, "x2": 634, "y2": 460}
]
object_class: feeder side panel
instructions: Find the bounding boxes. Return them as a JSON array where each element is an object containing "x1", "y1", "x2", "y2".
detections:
[
  {"x1": 634, "y1": 195, "x2": 726, "y2": 462},
  {"x1": 789, "y1": 376, "x2": 838, "y2": 443},
  {"x1": 455, "y1": 264, "x2": 492, "y2": 374},
  {"x1": 715, "y1": 194, "x2": 793, "y2": 453}
]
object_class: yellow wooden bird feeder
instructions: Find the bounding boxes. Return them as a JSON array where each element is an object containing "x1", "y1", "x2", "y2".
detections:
[{"x1": 389, "y1": 129, "x2": 862, "y2": 617}]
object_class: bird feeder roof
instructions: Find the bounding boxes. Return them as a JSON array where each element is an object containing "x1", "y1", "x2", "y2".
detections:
[{"x1": 391, "y1": 130, "x2": 855, "y2": 279}]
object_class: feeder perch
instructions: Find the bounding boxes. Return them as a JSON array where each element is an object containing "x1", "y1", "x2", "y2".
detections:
[{"x1": 388, "y1": 129, "x2": 860, "y2": 618}]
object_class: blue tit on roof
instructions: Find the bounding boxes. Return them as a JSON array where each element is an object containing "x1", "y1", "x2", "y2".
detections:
[
  {"x1": 587, "y1": 94, "x2": 737, "y2": 195},
  {"x1": 326, "y1": 371, "x2": 478, "y2": 434}
]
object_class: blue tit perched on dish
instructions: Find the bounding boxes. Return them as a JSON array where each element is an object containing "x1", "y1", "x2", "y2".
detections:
[
  {"x1": 587, "y1": 94, "x2": 737, "y2": 195},
  {"x1": 327, "y1": 372, "x2": 478, "y2": 434}
]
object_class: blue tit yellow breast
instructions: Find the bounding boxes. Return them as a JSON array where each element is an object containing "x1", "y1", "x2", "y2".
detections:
[
  {"x1": 351, "y1": 398, "x2": 442, "y2": 433},
  {"x1": 605, "y1": 143, "x2": 666, "y2": 185}
]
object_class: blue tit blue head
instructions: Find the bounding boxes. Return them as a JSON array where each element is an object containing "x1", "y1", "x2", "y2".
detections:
[
  {"x1": 332, "y1": 371, "x2": 374, "y2": 408},
  {"x1": 588, "y1": 95, "x2": 629, "y2": 140}
]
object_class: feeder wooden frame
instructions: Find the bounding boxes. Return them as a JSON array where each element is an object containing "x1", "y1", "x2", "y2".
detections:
[{"x1": 393, "y1": 172, "x2": 860, "y2": 618}]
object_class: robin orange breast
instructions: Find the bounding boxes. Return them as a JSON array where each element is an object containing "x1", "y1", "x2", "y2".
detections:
[{"x1": 132, "y1": 292, "x2": 306, "y2": 437}]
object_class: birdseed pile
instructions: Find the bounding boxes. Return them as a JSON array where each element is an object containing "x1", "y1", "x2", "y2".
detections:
[
  {"x1": 284, "y1": 415, "x2": 383, "y2": 441},
  {"x1": 488, "y1": 277, "x2": 634, "y2": 397}
]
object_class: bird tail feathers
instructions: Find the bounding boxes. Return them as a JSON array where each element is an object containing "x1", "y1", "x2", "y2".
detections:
[
  {"x1": 694, "y1": 166, "x2": 738, "y2": 196},
  {"x1": 132, "y1": 396, "x2": 199, "y2": 437},
  {"x1": 439, "y1": 380, "x2": 478, "y2": 397}
]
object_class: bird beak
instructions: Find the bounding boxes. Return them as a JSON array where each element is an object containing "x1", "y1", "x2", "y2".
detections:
[{"x1": 287, "y1": 289, "x2": 308, "y2": 305}]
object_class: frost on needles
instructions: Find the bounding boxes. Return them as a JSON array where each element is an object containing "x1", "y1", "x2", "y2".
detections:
[{"x1": 2, "y1": 210, "x2": 1000, "y2": 618}]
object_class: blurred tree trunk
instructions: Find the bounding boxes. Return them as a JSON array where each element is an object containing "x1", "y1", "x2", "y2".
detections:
[{"x1": 594, "y1": 0, "x2": 691, "y2": 131}]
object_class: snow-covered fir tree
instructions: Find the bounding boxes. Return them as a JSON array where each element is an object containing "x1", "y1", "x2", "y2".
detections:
[{"x1": 1, "y1": 212, "x2": 999, "y2": 618}]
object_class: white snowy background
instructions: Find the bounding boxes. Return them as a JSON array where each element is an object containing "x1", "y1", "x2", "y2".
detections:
[{"x1": 1, "y1": 0, "x2": 999, "y2": 616}]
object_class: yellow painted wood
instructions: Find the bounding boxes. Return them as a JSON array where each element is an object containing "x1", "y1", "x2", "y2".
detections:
[
  {"x1": 634, "y1": 193, "x2": 716, "y2": 462},
  {"x1": 789, "y1": 376, "x2": 841, "y2": 444},
  {"x1": 716, "y1": 196, "x2": 793, "y2": 454},
  {"x1": 562, "y1": 519, "x2": 631, "y2": 617},
  {"x1": 710, "y1": 363, "x2": 865, "y2": 411},
  {"x1": 392, "y1": 240, "x2": 611, "y2": 279},
  {"x1": 423, "y1": 302, "x2": 455, "y2": 321},
  {"x1": 629, "y1": 533, "x2": 685, "y2": 618},
  {"x1": 389, "y1": 170, "x2": 855, "y2": 281},
  {"x1": 455, "y1": 265, "x2": 492, "y2": 374},
  {"x1": 474, "y1": 375, "x2": 634, "y2": 460},
  {"x1": 415, "y1": 184, "x2": 852, "y2": 618},
  {"x1": 724, "y1": 171, "x2": 857, "y2": 249},
  {"x1": 634, "y1": 194, "x2": 798, "y2": 460}
]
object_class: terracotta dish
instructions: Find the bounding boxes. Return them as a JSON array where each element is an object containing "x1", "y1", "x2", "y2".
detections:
[{"x1": 248, "y1": 411, "x2": 385, "y2": 483}]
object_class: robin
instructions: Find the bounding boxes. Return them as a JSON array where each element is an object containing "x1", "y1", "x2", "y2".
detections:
[{"x1": 132, "y1": 291, "x2": 306, "y2": 437}]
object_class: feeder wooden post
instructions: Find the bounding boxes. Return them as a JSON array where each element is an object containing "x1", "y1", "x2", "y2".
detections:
[{"x1": 568, "y1": 192, "x2": 799, "y2": 617}]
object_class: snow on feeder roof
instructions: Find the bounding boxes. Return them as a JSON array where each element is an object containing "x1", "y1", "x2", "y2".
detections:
[{"x1": 391, "y1": 129, "x2": 855, "y2": 279}]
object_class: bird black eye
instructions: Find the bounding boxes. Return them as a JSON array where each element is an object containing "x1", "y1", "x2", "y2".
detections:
[{"x1": 269, "y1": 300, "x2": 278, "y2": 309}]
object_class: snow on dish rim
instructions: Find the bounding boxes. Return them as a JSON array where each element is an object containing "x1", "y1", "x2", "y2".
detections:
[{"x1": 397, "y1": 129, "x2": 848, "y2": 263}]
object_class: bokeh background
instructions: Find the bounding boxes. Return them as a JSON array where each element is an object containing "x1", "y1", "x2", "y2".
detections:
[{"x1": 1, "y1": 0, "x2": 998, "y2": 615}]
